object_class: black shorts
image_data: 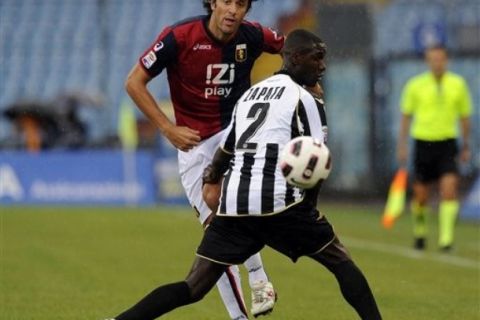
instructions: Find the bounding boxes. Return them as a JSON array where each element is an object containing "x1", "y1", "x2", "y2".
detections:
[
  {"x1": 413, "y1": 139, "x2": 458, "y2": 183},
  {"x1": 196, "y1": 203, "x2": 338, "y2": 265}
]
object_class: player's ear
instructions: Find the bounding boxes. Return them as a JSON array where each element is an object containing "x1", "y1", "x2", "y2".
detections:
[
  {"x1": 210, "y1": 0, "x2": 216, "y2": 10},
  {"x1": 291, "y1": 52, "x2": 302, "y2": 66}
]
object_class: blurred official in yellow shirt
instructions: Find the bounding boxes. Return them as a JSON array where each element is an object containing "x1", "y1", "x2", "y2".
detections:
[{"x1": 396, "y1": 45, "x2": 472, "y2": 251}]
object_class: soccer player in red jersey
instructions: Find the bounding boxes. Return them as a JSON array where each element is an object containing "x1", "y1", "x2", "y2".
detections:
[{"x1": 123, "y1": 1, "x2": 283, "y2": 318}]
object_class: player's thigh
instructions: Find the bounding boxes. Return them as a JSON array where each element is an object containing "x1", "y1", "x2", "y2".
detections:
[
  {"x1": 413, "y1": 140, "x2": 439, "y2": 183},
  {"x1": 197, "y1": 216, "x2": 264, "y2": 266},
  {"x1": 437, "y1": 139, "x2": 459, "y2": 178},
  {"x1": 435, "y1": 140, "x2": 459, "y2": 200},
  {"x1": 414, "y1": 139, "x2": 458, "y2": 184},
  {"x1": 308, "y1": 236, "x2": 352, "y2": 272},
  {"x1": 178, "y1": 133, "x2": 224, "y2": 224},
  {"x1": 179, "y1": 160, "x2": 210, "y2": 223},
  {"x1": 263, "y1": 206, "x2": 336, "y2": 262}
]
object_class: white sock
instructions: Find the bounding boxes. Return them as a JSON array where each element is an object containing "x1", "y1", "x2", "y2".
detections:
[
  {"x1": 216, "y1": 265, "x2": 248, "y2": 319},
  {"x1": 244, "y1": 253, "x2": 269, "y2": 288}
]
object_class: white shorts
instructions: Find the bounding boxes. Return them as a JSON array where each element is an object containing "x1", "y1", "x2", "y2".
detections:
[{"x1": 178, "y1": 130, "x2": 225, "y2": 224}]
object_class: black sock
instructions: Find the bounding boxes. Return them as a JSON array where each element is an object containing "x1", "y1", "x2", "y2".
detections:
[
  {"x1": 333, "y1": 260, "x2": 382, "y2": 320},
  {"x1": 115, "y1": 281, "x2": 192, "y2": 320}
]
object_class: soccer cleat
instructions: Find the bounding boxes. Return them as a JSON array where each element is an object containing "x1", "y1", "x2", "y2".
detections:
[
  {"x1": 250, "y1": 281, "x2": 276, "y2": 318},
  {"x1": 439, "y1": 245, "x2": 452, "y2": 253},
  {"x1": 414, "y1": 237, "x2": 426, "y2": 250}
]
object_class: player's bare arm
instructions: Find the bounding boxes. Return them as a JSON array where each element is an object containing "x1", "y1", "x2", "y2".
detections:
[
  {"x1": 202, "y1": 147, "x2": 233, "y2": 211},
  {"x1": 203, "y1": 147, "x2": 233, "y2": 183},
  {"x1": 125, "y1": 64, "x2": 200, "y2": 151},
  {"x1": 202, "y1": 181, "x2": 222, "y2": 213},
  {"x1": 396, "y1": 114, "x2": 411, "y2": 167},
  {"x1": 460, "y1": 117, "x2": 471, "y2": 162}
]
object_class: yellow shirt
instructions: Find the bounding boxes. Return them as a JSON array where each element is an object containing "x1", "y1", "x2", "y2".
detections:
[{"x1": 400, "y1": 71, "x2": 472, "y2": 141}]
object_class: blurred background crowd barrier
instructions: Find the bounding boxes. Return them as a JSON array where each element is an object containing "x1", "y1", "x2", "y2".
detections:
[{"x1": 0, "y1": 0, "x2": 478, "y2": 216}]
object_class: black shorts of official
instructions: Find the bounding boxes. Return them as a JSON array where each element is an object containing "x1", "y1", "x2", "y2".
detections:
[
  {"x1": 196, "y1": 203, "x2": 341, "y2": 265},
  {"x1": 413, "y1": 139, "x2": 458, "y2": 183}
]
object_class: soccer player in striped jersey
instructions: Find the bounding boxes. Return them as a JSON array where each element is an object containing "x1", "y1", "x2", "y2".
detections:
[
  {"x1": 111, "y1": 29, "x2": 382, "y2": 320},
  {"x1": 124, "y1": 0, "x2": 283, "y2": 318}
]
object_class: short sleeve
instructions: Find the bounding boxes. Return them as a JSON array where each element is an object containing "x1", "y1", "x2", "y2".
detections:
[
  {"x1": 299, "y1": 92, "x2": 326, "y2": 143},
  {"x1": 138, "y1": 27, "x2": 178, "y2": 78},
  {"x1": 259, "y1": 25, "x2": 284, "y2": 54},
  {"x1": 220, "y1": 104, "x2": 238, "y2": 154}
]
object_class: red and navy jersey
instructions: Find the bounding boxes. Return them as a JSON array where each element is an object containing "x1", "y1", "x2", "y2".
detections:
[{"x1": 139, "y1": 15, "x2": 284, "y2": 140}]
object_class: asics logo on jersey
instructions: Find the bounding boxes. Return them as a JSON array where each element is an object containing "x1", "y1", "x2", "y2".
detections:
[
  {"x1": 205, "y1": 63, "x2": 235, "y2": 98},
  {"x1": 193, "y1": 43, "x2": 212, "y2": 51}
]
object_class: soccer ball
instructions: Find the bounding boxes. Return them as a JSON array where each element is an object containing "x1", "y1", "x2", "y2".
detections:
[{"x1": 279, "y1": 136, "x2": 332, "y2": 189}]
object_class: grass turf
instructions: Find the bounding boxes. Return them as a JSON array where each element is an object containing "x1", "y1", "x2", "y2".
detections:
[{"x1": 1, "y1": 204, "x2": 479, "y2": 319}]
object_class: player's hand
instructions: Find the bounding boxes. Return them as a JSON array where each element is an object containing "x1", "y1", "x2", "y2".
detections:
[
  {"x1": 202, "y1": 164, "x2": 222, "y2": 184},
  {"x1": 396, "y1": 143, "x2": 408, "y2": 167},
  {"x1": 460, "y1": 144, "x2": 471, "y2": 163},
  {"x1": 202, "y1": 178, "x2": 223, "y2": 212},
  {"x1": 164, "y1": 125, "x2": 200, "y2": 151}
]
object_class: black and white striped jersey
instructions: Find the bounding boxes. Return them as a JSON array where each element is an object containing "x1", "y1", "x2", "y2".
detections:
[{"x1": 218, "y1": 72, "x2": 328, "y2": 216}]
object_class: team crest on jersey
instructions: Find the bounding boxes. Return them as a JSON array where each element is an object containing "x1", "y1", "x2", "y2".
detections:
[{"x1": 235, "y1": 44, "x2": 247, "y2": 62}]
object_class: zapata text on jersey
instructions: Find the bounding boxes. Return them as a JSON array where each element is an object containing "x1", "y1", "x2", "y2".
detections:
[{"x1": 242, "y1": 86, "x2": 286, "y2": 102}]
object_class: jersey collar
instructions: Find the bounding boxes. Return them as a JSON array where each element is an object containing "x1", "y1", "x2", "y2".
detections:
[{"x1": 275, "y1": 69, "x2": 304, "y2": 86}]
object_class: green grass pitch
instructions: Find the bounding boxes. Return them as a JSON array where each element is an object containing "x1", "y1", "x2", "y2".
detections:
[{"x1": 1, "y1": 203, "x2": 479, "y2": 319}]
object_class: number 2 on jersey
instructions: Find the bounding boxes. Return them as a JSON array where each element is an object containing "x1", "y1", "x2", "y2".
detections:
[{"x1": 236, "y1": 102, "x2": 270, "y2": 152}]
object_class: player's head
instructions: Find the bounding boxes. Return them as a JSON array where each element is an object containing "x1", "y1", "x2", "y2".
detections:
[
  {"x1": 204, "y1": 0, "x2": 255, "y2": 41},
  {"x1": 424, "y1": 45, "x2": 448, "y2": 78},
  {"x1": 282, "y1": 29, "x2": 327, "y2": 87}
]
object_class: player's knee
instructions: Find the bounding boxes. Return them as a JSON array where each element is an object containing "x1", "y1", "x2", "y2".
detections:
[
  {"x1": 439, "y1": 175, "x2": 458, "y2": 200},
  {"x1": 190, "y1": 290, "x2": 206, "y2": 303},
  {"x1": 412, "y1": 183, "x2": 429, "y2": 204},
  {"x1": 186, "y1": 282, "x2": 209, "y2": 302},
  {"x1": 413, "y1": 192, "x2": 428, "y2": 205},
  {"x1": 185, "y1": 258, "x2": 224, "y2": 302}
]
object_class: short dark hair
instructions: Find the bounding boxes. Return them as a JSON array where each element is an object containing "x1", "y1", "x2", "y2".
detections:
[
  {"x1": 283, "y1": 29, "x2": 326, "y2": 56},
  {"x1": 202, "y1": 0, "x2": 255, "y2": 15}
]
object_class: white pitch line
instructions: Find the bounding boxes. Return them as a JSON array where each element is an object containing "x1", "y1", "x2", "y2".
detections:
[{"x1": 342, "y1": 237, "x2": 480, "y2": 270}]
